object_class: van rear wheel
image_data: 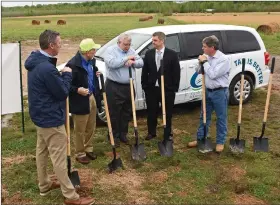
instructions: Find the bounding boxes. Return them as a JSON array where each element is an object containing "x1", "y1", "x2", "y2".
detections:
[{"x1": 229, "y1": 74, "x2": 254, "y2": 105}]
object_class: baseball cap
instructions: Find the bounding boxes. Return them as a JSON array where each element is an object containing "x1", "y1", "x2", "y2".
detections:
[{"x1": 79, "y1": 38, "x2": 101, "y2": 52}]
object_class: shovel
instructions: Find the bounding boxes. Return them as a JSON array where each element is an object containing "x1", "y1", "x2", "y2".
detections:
[
  {"x1": 158, "y1": 59, "x2": 173, "y2": 157},
  {"x1": 99, "y1": 73, "x2": 123, "y2": 172},
  {"x1": 66, "y1": 98, "x2": 80, "y2": 188},
  {"x1": 253, "y1": 57, "x2": 276, "y2": 152},
  {"x1": 229, "y1": 58, "x2": 246, "y2": 153},
  {"x1": 197, "y1": 64, "x2": 214, "y2": 153},
  {"x1": 129, "y1": 66, "x2": 147, "y2": 161}
]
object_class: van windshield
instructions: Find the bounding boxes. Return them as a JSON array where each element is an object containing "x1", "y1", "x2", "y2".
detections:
[{"x1": 95, "y1": 33, "x2": 151, "y2": 60}]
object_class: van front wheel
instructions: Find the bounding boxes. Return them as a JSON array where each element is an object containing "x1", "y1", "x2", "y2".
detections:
[{"x1": 229, "y1": 74, "x2": 254, "y2": 105}]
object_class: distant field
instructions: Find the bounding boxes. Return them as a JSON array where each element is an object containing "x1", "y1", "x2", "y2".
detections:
[{"x1": 2, "y1": 13, "x2": 280, "y2": 55}]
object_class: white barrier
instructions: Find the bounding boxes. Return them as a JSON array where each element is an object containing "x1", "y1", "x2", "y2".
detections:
[{"x1": 1, "y1": 42, "x2": 24, "y2": 118}]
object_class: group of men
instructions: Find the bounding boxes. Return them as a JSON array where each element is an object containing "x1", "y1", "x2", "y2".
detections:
[{"x1": 25, "y1": 29, "x2": 230, "y2": 204}]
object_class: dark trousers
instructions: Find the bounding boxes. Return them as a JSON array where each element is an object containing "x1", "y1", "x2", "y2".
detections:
[
  {"x1": 145, "y1": 86, "x2": 175, "y2": 140},
  {"x1": 105, "y1": 79, "x2": 132, "y2": 139}
]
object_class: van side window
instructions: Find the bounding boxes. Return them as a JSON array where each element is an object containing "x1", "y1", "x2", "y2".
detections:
[
  {"x1": 139, "y1": 34, "x2": 181, "y2": 59},
  {"x1": 225, "y1": 30, "x2": 260, "y2": 53},
  {"x1": 182, "y1": 31, "x2": 223, "y2": 60}
]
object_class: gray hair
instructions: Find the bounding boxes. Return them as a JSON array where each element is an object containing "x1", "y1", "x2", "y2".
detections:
[
  {"x1": 202, "y1": 35, "x2": 219, "y2": 50},
  {"x1": 118, "y1": 33, "x2": 131, "y2": 43},
  {"x1": 39, "y1": 29, "x2": 60, "y2": 50}
]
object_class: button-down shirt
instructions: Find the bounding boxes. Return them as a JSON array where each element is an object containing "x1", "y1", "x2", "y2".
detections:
[
  {"x1": 80, "y1": 53, "x2": 95, "y2": 94},
  {"x1": 104, "y1": 44, "x2": 144, "y2": 84},
  {"x1": 40, "y1": 50, "x2": 54, "y2": 58},
  {"x1": 155, "y1": 47, "x2": 165, "y2": 86},
  {"x1": 197, "y1": 50, "x2": 230, "y2": 89}
]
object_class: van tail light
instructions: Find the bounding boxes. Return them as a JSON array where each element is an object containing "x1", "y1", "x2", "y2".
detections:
[{"x1": 264, "y1": 51, "x2": 270, "y2": 66}]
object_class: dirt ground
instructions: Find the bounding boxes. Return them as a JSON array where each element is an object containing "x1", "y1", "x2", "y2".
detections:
[{"x1": 171, "y1": 12, "x2": 280, "y2": 25}]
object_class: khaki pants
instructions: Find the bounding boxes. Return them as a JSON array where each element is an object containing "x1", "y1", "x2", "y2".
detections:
[
  {"x1": 36, "y1": 125, "x2": 79, "y2": 200},
  {"x1": 72, "y1": 95, "x2": 97, "y2": 158}
]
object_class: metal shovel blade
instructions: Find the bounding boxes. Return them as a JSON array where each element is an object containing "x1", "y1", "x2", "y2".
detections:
[
  {"x1": 253, "y1": 137, "x2": 269, "y2": 152},
  {"x1": 158, "y1": 140, "x2": 173, "y2": 157},
  {"x1": 108, "y1": 158, "x2": 123, "y2": 173},
  {"x1": 197, "y1": 139, "x2": 213, "y2": 154},
  {"x1": 229, "y1": 138, "x2": 245, "y2": 153},
  {"x1": 131, "y1": 143, "x2": 147, "y2": 161},
  {"x1": 69, "y1": 170, "x2": 80, "y2": 188}
]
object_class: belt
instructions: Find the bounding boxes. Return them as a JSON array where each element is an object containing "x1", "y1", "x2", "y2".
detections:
[
  {"x1": 107, "y1": 79, "x2": 130, "y2": 86},
  {"x1": 207, "y1": 87, "x2": 227, "y2": 92}
]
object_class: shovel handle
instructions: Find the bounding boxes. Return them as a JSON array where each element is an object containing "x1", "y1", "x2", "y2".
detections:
[
  {"x1": 160, "y1": 59, "x2": 166, "y2": 126},
  {"x1": 66, "y1": 97, "x2": 71, "y2": 156},
  {"x1": 129, "y1": 67, "x2": 137, "y2": 128},
  {"x1": 99, "y1": 74, "x2": 115, "y2": 146},
  {"x1": 238, "y1": 58, "x2": 245, "y2": 124},
  {"x1": 201, "y1": 65, "x2": 206, "y2": 125},
  {"x1": 263, "y1": 57, "x2": 275, "y2": 123}
]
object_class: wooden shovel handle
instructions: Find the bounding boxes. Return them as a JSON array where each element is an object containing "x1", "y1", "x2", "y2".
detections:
[
  {"x1": 130, "y1": 78, "x2": 137, "y2": 128},
  {"x1": 263, "y1": 57, "x2": 275, "y2": 122},
  {"x1": 238, "y1": 58, "x2": 246, "y2": 124},
  {"x1": 66, "y1": 97, "x2": 71, "y2": 156},
  {"x1": 201, "y1": 65, "x2": 206, "y2": 124},
  {"x1": 99, "y1": 74, "x2": 115, "y2": 146},
  {"x1": 161, "y1": 75, "x2": 166, "y2": 126}
]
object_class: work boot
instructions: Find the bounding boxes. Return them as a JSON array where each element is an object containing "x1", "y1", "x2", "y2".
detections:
[
  {"x1": 64, "y1": 197, "x2": 95, "y2": 205},
  {"x1": 119, "y1": 135, "x2": 129, "y2": 145},
  {"x1": 145, "y1": 134, "x2": 156, "y2": 141},
  {"x1": 216, "y1": 144, "x2": 224, "y2": 153},
  {"x1": 40, "y1": 181, "x2": 60, "y2": 196},
  {"x1": 187, "y1": 140, "x2": 197, "y2": 148}
]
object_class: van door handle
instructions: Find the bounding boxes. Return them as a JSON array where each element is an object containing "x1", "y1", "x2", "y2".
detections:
[{"x1": 189, "y1": 65, "x2": 196, "y2": 69}]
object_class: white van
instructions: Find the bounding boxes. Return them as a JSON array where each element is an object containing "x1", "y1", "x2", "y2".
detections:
[{"x1": 60, "y1": 24, "x2": 271, "y2": 122}]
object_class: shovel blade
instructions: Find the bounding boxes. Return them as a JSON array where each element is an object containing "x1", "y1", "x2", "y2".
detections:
[
  {"x1": 253, "y1": 137, "x2": 269, "y2": 152},
  {"x1": 108, "y1": 158, "x2": 123, "y2": 173},
  {"x1": 131, "y1": 143, "x2": 147, "y2": 161},
  {"x1": 197, "y1": 139, "x2": 213, "y2": 154},
  {"x1": 69, "y1": 171, "x2": 80, "y2": 188},
  {"x1": 158, "y1": 140, "x2": 173, "y2": 157},
  {"x1": 229, "y1": 138, "x2": 245, "y2": 153}
]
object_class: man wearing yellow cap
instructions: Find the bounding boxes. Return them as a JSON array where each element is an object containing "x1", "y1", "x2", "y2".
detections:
[{"x1": 66, "y1": 38, "x2": 101, "y2": 164}]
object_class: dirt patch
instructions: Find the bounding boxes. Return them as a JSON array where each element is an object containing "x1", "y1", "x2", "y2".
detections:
[
  {"x1": 271, "y1": 56, "x2": 280, "y2": 94},
  {"x1": 150, "y1": 171, "x2": 168, "y2": 184},
  {"x1": 76, "y1": 168, "x2": 93, "y2": 197},
  {"x1": 1, "y1": 114, "x2": 13, "y2": 128},
  {"x1": 2, "y1": 155, "x2": 33, "y2": 166},
  {"x1": 233, "y1": 194, "x2": 268, "y2": 205},
  {"x1": 170, "y1": 12, "x2": 280, "y2": 25},
  {"x1": 95, "y1": 169, "x2": 154, "y2": 204},
  {"x1": 2, "y1": 191, "x2": 33, "y2": 205},
  {"x1": 172, "y1": 128, "x2": 189, "y2": 135}
]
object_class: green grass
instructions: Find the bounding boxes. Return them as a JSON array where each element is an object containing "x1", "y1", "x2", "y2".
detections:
[
  {"x1": 2, "y1": 89, "x2": 280, "y2": 204},
  {"x1": 2, "y1": 15, "x2": 280, "y2": 54}
]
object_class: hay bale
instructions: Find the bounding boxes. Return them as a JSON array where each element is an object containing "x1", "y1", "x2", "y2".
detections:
[
  {"x1": 257, "y1": 22, "x2": 280, "y2": 34},
  {"x1": 31, "y1": 20, "x2": 40, "y2": 25},
  {"x1": 57, "y1": 20, "x2": 66, "y2": 25},
  {"x1": 44, "y1": 20, "x2": 51, "y2": 24},
  {"x1": 139, "y1": 16, "x2": 150, "y2": 21},
  {"x1": 157, "y1": 18, "x2": 165, "y2": 24}
]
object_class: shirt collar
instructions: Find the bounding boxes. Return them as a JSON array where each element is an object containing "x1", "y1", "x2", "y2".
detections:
[
  {"x1": 79, "y1": 52, "x2": 91, "y2": 65},
  {"x1": 212, "y1": 50, "x2": 221, "y2": 59},
  {"x1": 156, "y1": 47, "x2": 165, "y2": 54},
  {"x1": 40, "y1": 50, "x2": 54, "y2": 58}
]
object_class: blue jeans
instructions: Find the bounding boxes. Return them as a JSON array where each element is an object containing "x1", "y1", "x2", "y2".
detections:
[{"x1": 197, "y1": 88, "x2": 229, "y2": 145}]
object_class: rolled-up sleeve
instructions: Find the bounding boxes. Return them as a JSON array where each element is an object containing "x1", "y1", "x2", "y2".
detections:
[{"x1": 104, "y1": 47, "x2": 128, "y2": 69}]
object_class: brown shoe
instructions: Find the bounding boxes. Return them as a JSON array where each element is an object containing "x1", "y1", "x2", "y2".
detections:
[
  {"x1": 216, "y1": 144, "x2": 224, "y2": 153},
  {"x1": 40, "y1": 181, "x2": 60, "y2": 196},
  {"x1": 76, "y1": 156, "x2": 90, "y2": 164},
  {"x1": 64, "y1": 197, "x2": 95, "y2": 205},
  {"x1": 187, "y1": 140, "x2": 197, "y2": 148},
  {"x1": 86, "y1": 152, "x2": 97, "y2": 160}
]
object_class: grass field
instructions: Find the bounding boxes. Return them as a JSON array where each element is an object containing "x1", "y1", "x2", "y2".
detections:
[{"x1": 2, "y1": 14, "x2": 280, "y2": 205}]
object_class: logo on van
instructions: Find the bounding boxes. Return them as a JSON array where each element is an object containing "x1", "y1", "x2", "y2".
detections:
[{"x1": 190, "y1": 72, "x2": 202, "y2": 91}]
